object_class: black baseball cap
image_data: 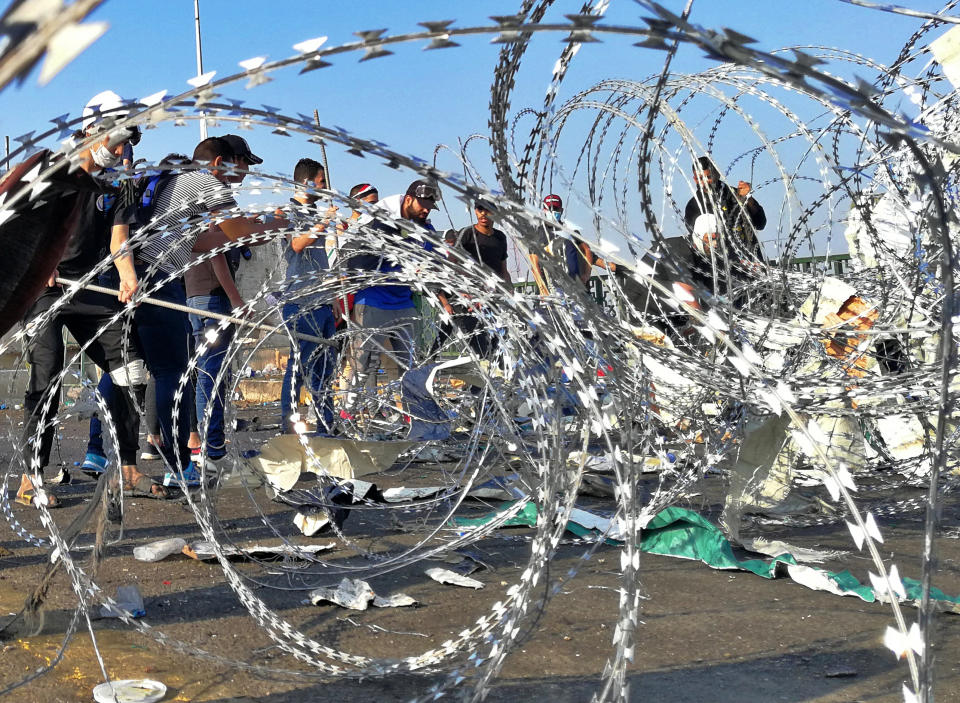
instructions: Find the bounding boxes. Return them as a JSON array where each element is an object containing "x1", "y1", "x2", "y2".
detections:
[
  {"x1": 474, "y1": 198, "x2": 498, "y2": 213},
  {"x1": 221, "y1": 134, "x2": 263, "y2": 165},
  {"x1": 405, "y1": 180, "x2": 439, "y2": 210}
]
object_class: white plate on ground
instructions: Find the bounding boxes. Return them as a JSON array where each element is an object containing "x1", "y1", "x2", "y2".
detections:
[{"x1": 92, "y1": 679, "x2": 167, "y2": 703}]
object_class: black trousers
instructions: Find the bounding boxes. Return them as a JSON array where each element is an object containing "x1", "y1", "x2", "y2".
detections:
[
  {"x1": 23, "y1": 287, "x2": 144, "y2": 471},
  {"x1": 433, "y1": 308, "x2": 497, "y2": 359}
]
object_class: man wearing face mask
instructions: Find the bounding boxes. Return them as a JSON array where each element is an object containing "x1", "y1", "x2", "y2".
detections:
[
  {"x1": 277, "y1": 157, "x2": 339, "y2": 434},
  {"x1": 529, "y1": 194, "x2": 593, "y2": 295},
  {"x1": 107, "y1": 136, "x2": 286, "y2": 489},
  {"x1": 179, "y1": 134, "x2": 260, "y2": 462},
  {"x1": 16, "y1": 90, "x2": 159, "y2": 506}
]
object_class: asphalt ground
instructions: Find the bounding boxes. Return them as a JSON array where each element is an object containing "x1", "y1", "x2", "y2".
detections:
[{"x1": 1, "y1": 407, "x2": 959, "y2": 703}]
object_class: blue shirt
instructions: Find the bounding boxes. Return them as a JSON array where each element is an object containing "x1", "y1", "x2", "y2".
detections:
[{"x1": 352, "y1": 194, "x2": 435, "y2": 310}]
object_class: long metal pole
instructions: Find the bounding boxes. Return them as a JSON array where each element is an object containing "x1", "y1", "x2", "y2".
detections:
[
  {"x1": 56, "y1": 278, "x2": 331, "y2": 346},
  {"x1": 313, "y1": 109, "x2": 330, "y2": 187},
  {"x1": 194, "y1": 0, "x2": 207, "y2": 141}
]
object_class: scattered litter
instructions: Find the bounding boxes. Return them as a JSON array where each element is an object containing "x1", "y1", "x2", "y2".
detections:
[
  {"x1": 249, "y1": 435, "x2": 413, "y2": 491},
  {"x1": 294, "y1": 511, "x2": 330, "y2": 536},
  {"x1": 467, "y1": 474, "x2": 525, "y2": 501},
  {"x1": 309, "y1": 578, "x2": 417, "y2": 610},
  {"x1": 567, "y1": 450, "x2": 662, "y2": 474},
  {"x1": 278, "y1": 480, "x2": 375, "y2": 531},
  {"x1": 372, "y1": 593, "x2": 419, "y2": 608},
  {"x1": 452, "y1": 501, "x2": 538, "y2": 530},
  {"x1": 568, "y1": 508, "x2": 628, "y2": 541},
  {"x1": 338, "y1": 616, "x2": 428, "y2": 638},
  {"x1": 309, "y1": 578, "x2": 375, "y2": 610},
  {"x1": 579, "y1": 473, "x2": 616, "y2": 498},
  {"x1": 99, "y1": 585, "x2": 145, "y2": 618},
  {"x1": 184, "y1": 541, "x2": 335, "y2": 562},
  {"x1": 92, "y1": 679, "x2": 166, "y2": 703},
  {"x1": 441, "y1": 549, "x2": 492, "y2": 575},
  {"x1": 825, "y1": 669, "x2": 858, "y2": 678},
  {"x1": 382, "y1": 486, "x2": 443, "y2": 502},
  {"x1": 133, "y1": 538, "x2": 188, "y2": 563},
  {"x1": 425, "y1": 567, "x2": 484, "y2": 589}
]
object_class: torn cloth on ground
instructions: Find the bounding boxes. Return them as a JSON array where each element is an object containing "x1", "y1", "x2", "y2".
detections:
[{"x1": 454, "y1": 503, "x2": 960, "y2": 610}]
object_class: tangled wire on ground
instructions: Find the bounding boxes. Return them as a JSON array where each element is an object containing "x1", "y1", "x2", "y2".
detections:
[{"x1": 0, "y1": 1, "x2": 959, "y2": 701}]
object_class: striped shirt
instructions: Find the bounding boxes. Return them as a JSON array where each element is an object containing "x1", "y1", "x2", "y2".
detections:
[{"x1": 124, "y1": 171, "x2": 236, "y2": 276}]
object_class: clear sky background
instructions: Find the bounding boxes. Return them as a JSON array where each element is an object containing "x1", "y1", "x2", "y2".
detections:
[{"x1": 0, "y1": 1, "x2": 948, "y2": 268}]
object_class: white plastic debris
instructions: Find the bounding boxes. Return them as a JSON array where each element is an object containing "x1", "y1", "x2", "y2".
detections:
[
  {"x1": 382, "y1": 486, "x2": 443, "y2": 502},
  {"x1": 186, "y1": 540, "x2": 335, "y2": 561},
  {"x1": 308, "y1": 578, "x2": 417, "y2": 610},
  {"x1": 133, "y1": 538, "x2": 187, "y2": 563},
  {"x1": 372, "y1": 593, "x2": 419, "y2": 608},
  {"x1": 99, "y1": 585, "x2": 145, "y2": 618},
  {"x1": 425, "y1": 567, "x2": 484, "y2": 589},
  {"x1": 309, "y1": 578, "x2": 376, "y2": 610}
]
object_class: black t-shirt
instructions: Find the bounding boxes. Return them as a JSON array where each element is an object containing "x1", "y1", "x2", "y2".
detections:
[
  {"x1": 456, "y1": 225, "x2": 508, "y2": 273},
  {"x1": 57, "y1": 189, "x2": 116, "y2": 279}
]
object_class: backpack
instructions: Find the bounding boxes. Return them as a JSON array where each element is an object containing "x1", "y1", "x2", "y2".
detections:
[{"x1": 115, "y1": 170, "x2": 175, "y2": 229}]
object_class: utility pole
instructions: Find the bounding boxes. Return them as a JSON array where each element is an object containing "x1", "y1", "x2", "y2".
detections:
[{"x1": 194, "y1": 0, "x2": 207, "y2": 140}]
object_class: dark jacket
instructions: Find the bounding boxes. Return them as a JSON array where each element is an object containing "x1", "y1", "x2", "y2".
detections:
[{"x1": 684, "y1": 183, "x2": 766, "y2": 259}]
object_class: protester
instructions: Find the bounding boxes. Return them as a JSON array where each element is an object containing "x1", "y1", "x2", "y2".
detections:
[
  {"x1": 177, "y1": 134, "x2": 260, "y2": 462},
  {"x1": 684, "y1": 156, "x2": 766, "y2": 261},
  {"x1": 435, "y1": 199, "x2": 511, "y2": 358},
  {"x1": 108, "y1": 136, "x2": 287, "y2": 489},
  {"x1": 625, "y1": 158, "x2": 770, "y2": 340},
  {"x1": 529, "y1": 194, "x2": 594, "y2": 294},
  {"x1": 278, "y1": 158, "x2": 339, "y2": 434},
  {"x1": 342, "y1": 179, "x2": 439, "y2": 417},
  {"x1": 84, "y1": 154, "x2": 189, "y2": 473},
  {"x1": 17, "y1": 90, "x2": 158, "y2": 506}
]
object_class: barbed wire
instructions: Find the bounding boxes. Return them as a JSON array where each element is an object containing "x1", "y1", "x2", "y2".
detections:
[{"x1": 0, "y1": 2, "x2": 959, "y2": 702}]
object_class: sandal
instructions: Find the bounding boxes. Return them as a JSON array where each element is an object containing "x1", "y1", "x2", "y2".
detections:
[
  {"x1": 122, "y1": 475, "x2": 169, "y2": 500},
  {"x1": 15, "y1": 487, "x2": 62, "y2": 508}
]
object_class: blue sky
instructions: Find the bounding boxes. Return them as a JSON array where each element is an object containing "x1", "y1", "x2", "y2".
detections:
[{"x1": 0, "y1": 1, "x2": 945, "y2": 257}]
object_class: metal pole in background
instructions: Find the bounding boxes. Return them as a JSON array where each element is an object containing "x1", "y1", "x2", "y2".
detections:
[
  {"x1": 313, "y1": 109, "x2": 330, "y2": 187},
  {"x1": 194, "y1": 0, "x2": 207, "y2": 141}
]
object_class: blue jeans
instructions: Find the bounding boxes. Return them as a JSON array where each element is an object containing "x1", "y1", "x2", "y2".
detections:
[
  {"x1": 188, "y1": 294, "x2": 232, "y2": 459},
  {"x1": 85, "y1": 268, "x2": 191, "y2": 469},
  {"x1": 281, "y1": 303, "x2": 336, "y2": 433}
]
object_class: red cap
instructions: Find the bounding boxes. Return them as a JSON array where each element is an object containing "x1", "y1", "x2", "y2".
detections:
[{"x1": 542, "y1": 194, "x2": 563, "y2": 211}]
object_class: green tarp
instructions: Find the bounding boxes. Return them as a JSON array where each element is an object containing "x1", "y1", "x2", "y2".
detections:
[{"x1": 453, "y1": 502, "x2": 960, "y2": 607}]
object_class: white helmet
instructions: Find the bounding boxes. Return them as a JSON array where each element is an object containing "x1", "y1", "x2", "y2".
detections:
[{"x1": 81, "y1": 90, "x2": 127, "y2": 132}]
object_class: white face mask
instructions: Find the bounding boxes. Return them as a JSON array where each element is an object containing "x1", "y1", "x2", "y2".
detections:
[{"x1": 91, "y1": 143, "x2": 121, "y2": 169}]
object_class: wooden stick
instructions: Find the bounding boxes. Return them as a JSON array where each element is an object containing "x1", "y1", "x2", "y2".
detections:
[{"x1": 56, "y1": 278, "x2": 333, "y2": 346}]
